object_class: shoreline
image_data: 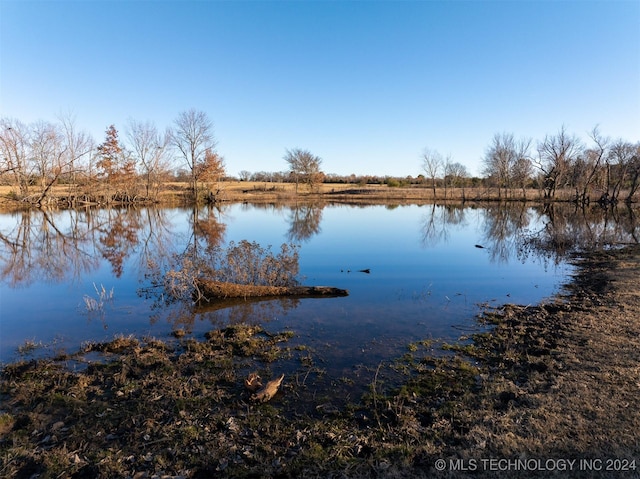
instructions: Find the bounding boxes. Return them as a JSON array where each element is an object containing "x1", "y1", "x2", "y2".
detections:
[
  {"x1": 2, "y1": 181, "x2": 632, "y2": 212},
  {"x1": 1, "y1": 246, "x2": 639, "y2": 477}
]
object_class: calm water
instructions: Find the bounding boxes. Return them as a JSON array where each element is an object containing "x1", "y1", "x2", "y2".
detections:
[{"x1": 1, "y1": 202, "x2": 636, "y2": 375}]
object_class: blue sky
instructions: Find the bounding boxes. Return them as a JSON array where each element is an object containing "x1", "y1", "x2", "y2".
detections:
[{"x1": 1, "y1": 1, "x2": 638, "y2": 177}]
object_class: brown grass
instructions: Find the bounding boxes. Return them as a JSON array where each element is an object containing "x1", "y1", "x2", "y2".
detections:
[{"x1": 0, "y1": 181, "x2": 586, "y2": 210}]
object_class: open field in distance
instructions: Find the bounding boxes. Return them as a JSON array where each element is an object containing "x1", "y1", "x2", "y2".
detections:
[{"x1": 0, "y1": 181, "x2": 612, "y2": 210}]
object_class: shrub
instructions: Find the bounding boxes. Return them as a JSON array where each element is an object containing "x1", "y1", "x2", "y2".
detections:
[
  {"x1": 214, "y1": 240, "x2": 299, "y2": 287},
  {"x1": 164, "y1": 240, "x2": 300, "y2": 301}
]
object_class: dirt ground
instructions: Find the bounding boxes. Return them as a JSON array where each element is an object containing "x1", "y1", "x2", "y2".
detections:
[{"x1": 1, "y1": 246, "x2": 640, "y2": 478}]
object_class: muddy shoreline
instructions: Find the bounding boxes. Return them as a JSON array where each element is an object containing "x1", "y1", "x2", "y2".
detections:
[{"x1": 2, "y1": 246, "x2": 640, "y2": 478}]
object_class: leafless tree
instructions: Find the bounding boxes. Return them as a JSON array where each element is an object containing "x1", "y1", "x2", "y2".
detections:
[
  {"x1": 628, "y1": 143, "x2": 640, "y2": 203},
  {"x1": 511, "y1": 157, "x2": 533, "y2": 198},
  {"x1": 58, "y1": 111, "x2": 95, "y2": 197},
  {"x1": 576, "y1": 126, "x2": 609, "y2": 205},
  {"x1": 608, "y1": 139, "x2": 640, "y2": 203},
  {"x1": 482, "y1": 133, "x2": 533, "y2": 199},
  {"x1": 28, "y1": 120, "x2": 79, "y2": 205},
  {"x1": 31, "y1": 121, "x2": 61, "y2": 189},
  {"x1": 444, "y1": 161, "x2": 469, "y2": 198},
  {"x1": 483, "y1": 133, "x2": 514, "y2": 198},
  {"x1": 171, "y1": 109, "x2": 217, "y2": 200},
  {"x1": 421, "y1": 148, "x2": 443, "y2": 198},
  {"x1": 512, "y1": 139, "x2": 533, "y2": 198},
  {"x1": 0, "y1": 118, "x2": 32, "y2": 197},
  {"x1": 534, "y1": 126, "x2": 582, "y2": 199},
  {"x1": 284, "y1": 148, "x2": 323, "y2": 193},
  {"x1": 126, "y1": 119, "x2": 172, "y2": 200}
]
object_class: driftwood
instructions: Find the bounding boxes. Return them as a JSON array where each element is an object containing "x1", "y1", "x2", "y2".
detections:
[{"x1": 195, "y1": 279, "x2": 348, "y2": 301}]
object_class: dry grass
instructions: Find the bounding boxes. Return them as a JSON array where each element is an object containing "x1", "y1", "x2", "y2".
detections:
[{"x1": 0, "y1": 182, "x2": 585, "y2": 210}]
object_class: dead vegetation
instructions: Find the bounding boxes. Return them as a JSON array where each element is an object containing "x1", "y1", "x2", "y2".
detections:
[
  {"x1": 0, "y1": 182, "x2": 607, "y2": 213},
  {"x1": 2, "y1": 247, "x2": 640, "y2": 478},
  {"x1": 194, "y1": 280, "x2": 348, "y2": 301},
  {"x1": 162, "y1": 240, "x2": 302, "y2": 304}
]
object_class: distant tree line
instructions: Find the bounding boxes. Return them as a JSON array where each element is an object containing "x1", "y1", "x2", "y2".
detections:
[
  {"x1": 2, "y1": 112, "x2": 638, "y2": 206},
  {"x1": 239, "y1": 126, "x2": 638, "y2": 204}
]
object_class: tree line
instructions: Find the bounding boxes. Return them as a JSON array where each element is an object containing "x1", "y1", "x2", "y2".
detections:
[
  {"x1": 471, "y1": 126, "x2": 638, "y2": 204},
  {"x1": 0, "y1": 109, "x2": 225, "y2": 206},
  {"x1": 1, "y1": 111, "x2": 638, "y2": 206}
]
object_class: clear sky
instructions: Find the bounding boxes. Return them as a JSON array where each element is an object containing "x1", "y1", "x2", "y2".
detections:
[{"x1": 1, "y1": 0, "x2": 639, "y2": 177}]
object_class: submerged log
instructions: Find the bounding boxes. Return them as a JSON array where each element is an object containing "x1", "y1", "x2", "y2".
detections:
[{"x1": 195, "y1": 279, "x2": 349, "y2": 301}]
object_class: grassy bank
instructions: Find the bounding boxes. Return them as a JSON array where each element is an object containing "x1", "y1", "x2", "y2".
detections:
[
  {"x1": 0, "y1": 181, "x2": 590, "y2": 211},
  {"x1": 2, "y1": 245, "x2": 639, "y2": 477}
]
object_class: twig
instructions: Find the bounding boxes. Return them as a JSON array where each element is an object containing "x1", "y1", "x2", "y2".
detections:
[{"x1": 372, "y1": 361, "x2": 383, "y2": 430}]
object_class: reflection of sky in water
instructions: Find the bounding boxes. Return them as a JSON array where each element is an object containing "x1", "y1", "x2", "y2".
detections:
[
  {"x1": 0, "y1": 204, "x2": 573, "y2": 367},
  {"x1": 214, "y1": 204, "x2": 572, "y2": 375}
]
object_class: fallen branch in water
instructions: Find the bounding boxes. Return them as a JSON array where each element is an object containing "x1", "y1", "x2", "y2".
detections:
[{"x1": 194, "y1": 279, "x2": 348, "y2": 301}]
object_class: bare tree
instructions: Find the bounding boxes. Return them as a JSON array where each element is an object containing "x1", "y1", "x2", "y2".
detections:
[
  {"x1": 627, "y1": 143, "x2": 640, "y2": 203},
  {"x1": 482, "y1": 133, "x2": 533, "y2": 199},
  {"x1": 482, "y1": 133, "x2": 512, "y2": 198},
  {"x1": 534, "y1": 126, "x2": 582, "y2": 199},
  {"x1": 171, "y1": 109, "x2": 216, "y2": 200},
  {"x1": 421, "y1": 148, "x2": 443, "y2": 199},
  {"x1": 440, "y1": 155, "x2": 451, "y2": 199},
  {"x1": 30, "y1": 121, "x2": 65, "y2": 190},
  {"x1": 284, "y1": 148, "x2": 323, "y2": 193},
  {"x1": 576, "y1": 126, "x2": 609, "y2": 205},
  {"x1": 0, "y1": 118, "x2": 32, "y2": 198},
  {"x1": 512, "y1": 138, "x2": 533, "y2": 198},
  {"x1": 127, "y1": 119, "x2": 172, "y2": 200},
  {"x1": 444, "y1": 161, "x2": 469, "y2": 198},
  {"x1": 608, "y1": 139, "x2": 640, "y2": 203},
  {"x1": 58, "y1": 111, "x2": 94, "y2": 198},
  {"x1": 28, "y1": 120, "x2": 77, "y2": 206}
]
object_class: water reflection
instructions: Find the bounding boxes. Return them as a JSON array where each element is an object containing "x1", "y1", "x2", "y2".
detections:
[
  {"x1": 0, "y1": 206, "x2": 228, "y2": 287},
  {"x1": 481, "y1": 203, "x2": 533, "y2": 264},
  {"x1": 520, "y1": 204, "x2": 640, "y2": 265},
  {"x1": 286, "y1": 203, "x2": 323, "y2": 242},
  {"x1": 2, "y1": 203, "x2": 638, "y2": 288},
  {"x1": 1, "y1": 209, "x2": 99, "y2": 286},
  {"x1": 1, "y1": 202, "x2": 639, "y2": 363},
  {"x1": 420, "y1": 204, "x2": 467, "y2": 247},
  {"x1": 414, "y1": 202, "x2": 640, "y2": 266}
]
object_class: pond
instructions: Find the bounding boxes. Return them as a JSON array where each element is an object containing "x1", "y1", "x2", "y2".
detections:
[{"x1": 1, "y1": 202, "x2": 637, "y2": 383}]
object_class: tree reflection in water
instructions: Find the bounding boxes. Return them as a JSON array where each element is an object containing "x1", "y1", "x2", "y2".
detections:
[
  {"x1": 286, "y1": 203, "x2": 323, "y2": 242},
  {"x1": 519, "y1": 203, "x2": 640, "y2": 265},
  {"x1": 1, "y1": 202, "x2": 639, "y2": 337},
  {"x1": 418, "y1": 202, "x2": 639, "y2": 266}
]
